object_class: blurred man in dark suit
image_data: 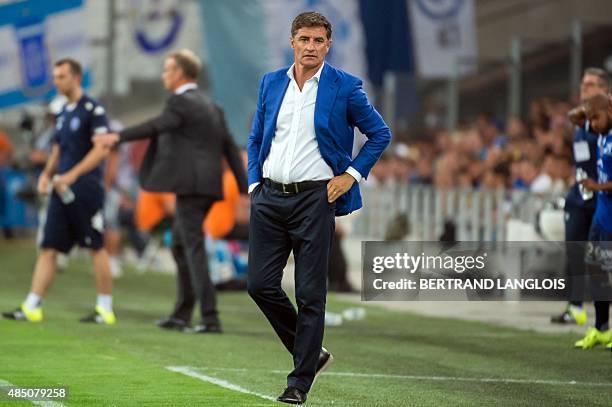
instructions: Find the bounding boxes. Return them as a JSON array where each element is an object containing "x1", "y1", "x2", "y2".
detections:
[{"x1": 94, "y1": 49, "x2": 247, "y2": 333}]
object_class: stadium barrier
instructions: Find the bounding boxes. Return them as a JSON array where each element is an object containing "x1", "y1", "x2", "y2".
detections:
[
  {"x1": 344, "y1": 185, "x2": 574, "y2": 300},
  {"x1": 353, "y1": 184, "x2": 564, "y2": 242}
]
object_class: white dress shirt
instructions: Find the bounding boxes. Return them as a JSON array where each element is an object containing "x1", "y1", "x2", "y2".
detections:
[
  {"x1": 175, "y1": 82, "x2": 198, "y2": 95},
  {"x1": 249, "y1": 63, "x2": 361, "y2": 193}
]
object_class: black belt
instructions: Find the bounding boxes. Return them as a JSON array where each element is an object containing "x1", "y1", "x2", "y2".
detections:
[{"x1": 263, "y1": 178, "x2": 329, "y2": 195}]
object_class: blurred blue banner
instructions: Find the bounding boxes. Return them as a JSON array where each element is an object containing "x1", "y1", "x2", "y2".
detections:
[
  {"x1": 0, "y1": 0, "x2": 90, "y2": 110},
  {"x1": 359, "y1": 0, "x2": 414, "y2": 87},
  {"x1": 199, "y1": 0, "x2": 269, "y2": 147}
]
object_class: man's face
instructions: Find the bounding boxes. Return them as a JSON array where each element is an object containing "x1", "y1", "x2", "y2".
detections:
[
  {"x1": 586, "y1": 106, "x2": 612, "y2": 134},
  {"x1": 290, "y1": 26, "x2": 331, "y2": 70},
  {"x1": 52, "y1": 63, "x2": 79, "y2": 96},
  {"x1": 580, "y1": 74, "x2": 608, "y2": 101},
  {"x1": 162, "y1": 57, "x2": 183, "y2": 91}
]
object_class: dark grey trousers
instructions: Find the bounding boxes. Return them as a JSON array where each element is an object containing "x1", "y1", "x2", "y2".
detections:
[
  {"x1": 247, "y1": 183, "x2": 335, "y2": 393},
  {"x1": 170, "y1": 194, "x2": 218, "y2": 325}
]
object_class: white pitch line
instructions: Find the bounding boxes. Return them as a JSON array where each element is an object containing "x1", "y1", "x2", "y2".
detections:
[
  {"x1": 0, "y1": 379, "x2": 66, "y2": 407},
  {"x1": 170, "y1": 366, "x2": 612, "y2": 388},
  {"x1": 166, "y1": 366, "x2": 277, "y2": 402}
]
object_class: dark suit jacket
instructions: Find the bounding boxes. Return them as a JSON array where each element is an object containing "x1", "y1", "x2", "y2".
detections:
[{"x1": 120, "y1": 89, "x2": 247, "y2": 199}]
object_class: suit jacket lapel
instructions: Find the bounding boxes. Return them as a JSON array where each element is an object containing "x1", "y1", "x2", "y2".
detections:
[
  {"x1": 260, "y1": 72, "x2": 290, "y2": 166},
  {"x1": 266, "y1": 73, "x2": 290, "y2": 141},
  {"x1": 315, "y1": 63, "x2": 339, "y2": 136}
]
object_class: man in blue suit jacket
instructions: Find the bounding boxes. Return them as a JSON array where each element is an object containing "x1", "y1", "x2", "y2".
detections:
[{"x1": 247, "y1": 12, "x2": 390, "y2": 404}]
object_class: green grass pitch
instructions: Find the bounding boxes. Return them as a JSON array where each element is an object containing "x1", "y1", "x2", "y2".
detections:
[{"x1": 0, "y1": 240, "x2": 611, "y2": 406}]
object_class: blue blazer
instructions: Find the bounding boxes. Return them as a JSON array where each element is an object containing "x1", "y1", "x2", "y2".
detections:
[{"x1": 247, "y1": 63, "x2": 391, "y2": 216}]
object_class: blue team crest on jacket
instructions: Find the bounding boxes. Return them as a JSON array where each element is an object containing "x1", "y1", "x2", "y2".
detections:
[{"x1": 70, "y1": 117, "x2": 80, "y2": 131}]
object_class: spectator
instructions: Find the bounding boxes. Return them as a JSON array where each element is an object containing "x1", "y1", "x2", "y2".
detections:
[
  {"x1": 519, "y1": 157, "x2": 551, "y2": 194},
  {"x1": 362, "y1": 154, "x2": 390, "y2": 188},
  {"x1": 0, "y1": 127, "x2": 14, "y2": 238},
  {"x1": 482, "y1": 163, "x2": 511, "y2": 191},
  {"x1": 411, "y1": 157, "x2": 433, "y2": 185},
  {"x1": 506, "y1": 117, "x2": 527, "y2": 140},
  {"x1": 0, "y1": 127, "x2": 13, "y2": 168}
]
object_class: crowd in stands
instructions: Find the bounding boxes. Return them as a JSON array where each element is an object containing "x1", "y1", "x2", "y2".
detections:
[{"x1": 367, "y1": 97, "x2": 577, "y2": 197}]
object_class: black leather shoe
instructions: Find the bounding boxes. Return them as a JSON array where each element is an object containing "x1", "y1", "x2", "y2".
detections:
[
  {"x1": 155, "y1": 317, "x2": 188, "y2": 331},
  {"x1": 277, "y1": 387, "x2": 307, "y2": 405},
  {"x1": 190, "y1": 323, "x2": 222, "y2": 334},
  {"x1": 314, "y1": 347, "x2": 333, "y2": 383}
]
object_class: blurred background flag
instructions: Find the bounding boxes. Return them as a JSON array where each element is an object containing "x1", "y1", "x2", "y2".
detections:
[
  {"x1": 0, "y1": 0, "x2": 90, "y2": 109},
  {"x1": 119, "y1": 0, "x2": 202, "y2": 89},
  {"x1": 408, "y1": 0, "x2": 477, "y2": 78},
  {"x1": 199, "y1": 0, "x2": 369, "y2": 145}
]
